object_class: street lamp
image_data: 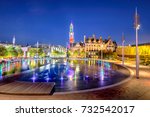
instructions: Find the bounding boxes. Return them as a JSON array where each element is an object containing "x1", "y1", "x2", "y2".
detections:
[
  {"x1": 135, "y1": 8, "x2": 140, "y2": 79},
  {"x1": 122, "y1": 33, "x2": 125, "y2": 65},
  {"x1": 36, "y1": 41, "x2": 39, "y2": 58}
]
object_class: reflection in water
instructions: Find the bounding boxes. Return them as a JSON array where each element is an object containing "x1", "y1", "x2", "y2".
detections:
[
  {"x1": 73, "y1": 65, "x2": 79, "y2": 86},
  {"x1": 0, "y1": 58, "x2": 128, "y2": 92},
  {"x1": 0, "y1": 58, "x2": 51, "y2": 79},
  {"x1": 67, "y1": 69, "x2": 74, "y2": 81},
  {"x1": 22, "y1": 60, "x2": 28, "y2": 70},
  {"x1": 0, "y1": 64, "x2": 2, "y2": 80},
  {"x1": 100, "y1": 67, "x2": 104, "y2": 81},
  {"x1": 60, "y1": 73, "x2": 64, "y2": 80},
  {"x1": 0, "y1": 59, "x2": 111, "y2": 82}
]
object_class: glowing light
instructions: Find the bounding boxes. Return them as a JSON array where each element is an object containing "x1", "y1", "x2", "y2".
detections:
[
  {"x1": 46, "y1": 64, "x2": 50, "y2": 69},
  {"x1": 69, "y1": 77, "x2": 73, "y2": 81},
  {"x1": 85, "y1": 75, "x2": 89, "y2": 80},
  {"x1": 105, "y1": 62, "x2": 111, "y2": 70},
  {"x1": 45, "y1": 77, "x2": 50, "y2": 82},
  {"x1": 137, "y1": 24, "x2": 140, "y2": 30},
  {"x1": 60, "y1": 73, "x2": 64, "y2": 80},
  {"x1": 75, "y1": 65, "x2": 80, "y2": 72},
  {"x1": 73, "y1": 70, "x2": 77, "y2": 86},
  {"x1": 67, "y1": 69, "x2": 74, "y2": 81},
  {"x1": 27, "y1": 59, "x2": 30, "y2": 65},
  {"x1": 0, "y1": 64, "x2": 2, "y2": 80},
  {"x1": 22, "y1": 61, "x2": 28, "y2": 70},
  {"x1": 31, "y1": 72, "x2": 37, "y2": 83},
  {"x1": 100, "y1": 67, "x2": 104, "y2": 80},
  {"x1": 52, "y1": 60, "x2": 56, "y2": 64},
  {"x1": 94, "y1": 73, "x2": 98, "y2": 78}
]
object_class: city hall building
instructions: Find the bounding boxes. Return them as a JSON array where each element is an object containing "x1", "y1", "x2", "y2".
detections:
[{"x1": 69, "y1": 35, "x2": 117, "y2": 58}]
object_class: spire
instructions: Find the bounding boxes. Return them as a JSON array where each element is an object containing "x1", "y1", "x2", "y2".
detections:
[
  {"x1": 12, "y1": 35, "x2": 16, "y2": 46},
  {"x1": 69, "y1": 22, "x2": 74, "y2": 45},
  {"x1": 70, "y1": 22, "x2": 73, "y2": 32},
  {"x1": 93, "y1": 34, "x2": 96, "y2": 39},
  {"x1": 108, "y1": 36, "x2": 111, "y2": 40},
  {"x1": 37, "y1": 41, "x2": 39, "y2": 48},
  {"x1": 84, "y1": 35, "x2": 86, "y2": 43}
]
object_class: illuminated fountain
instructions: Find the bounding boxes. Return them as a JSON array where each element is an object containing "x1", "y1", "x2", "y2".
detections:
[
  {"x1": 31, "y1": 71, "x2": 37, "y2": 83},
  {"x1": 0, "y1": 58, "x2": 130, "y2": 93}
]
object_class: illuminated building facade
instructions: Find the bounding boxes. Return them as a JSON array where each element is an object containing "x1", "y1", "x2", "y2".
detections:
[
  {"x1": 69, "y1": 35, "x2": 117, "y2": 58},
  {"x1": 84, "y1": 35, "x2": 116, "y2": 58}
]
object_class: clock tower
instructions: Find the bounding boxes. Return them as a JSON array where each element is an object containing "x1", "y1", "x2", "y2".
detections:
[{"x1": 69, "y1": 22, "x2": 74, "y2": 46}]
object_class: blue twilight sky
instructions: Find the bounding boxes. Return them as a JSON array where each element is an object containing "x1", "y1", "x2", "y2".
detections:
[{"x1": 0, "y1": 0, "x2": 150, "y2": 46}]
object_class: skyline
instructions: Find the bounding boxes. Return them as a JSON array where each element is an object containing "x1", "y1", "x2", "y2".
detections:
[{"x1": 0, "y1": 0, "x2": 150, "y2": 46}]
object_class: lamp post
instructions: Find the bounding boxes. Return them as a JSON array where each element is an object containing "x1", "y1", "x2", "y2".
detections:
[
  {"x1": 48, "y1": 44, "x2": 50, "y2": 57},
  {"x1": 122, "y1": 33, "x2": 125, "y2": 65},
  {"x1": 135, "y1": 8, "x2": 140, "y2": 79},
  {"x1": 36, "y1": 41, "x2": 39, "y2": 58}
]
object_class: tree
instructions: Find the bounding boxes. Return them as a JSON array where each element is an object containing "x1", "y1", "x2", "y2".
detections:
[
  {"x1": 0, "y1": 45, "x2": 7, "y2": 57},
  {"x1": 38, "y1": 48, "x2": 44, "y2": 57},
  {"x1": 51, "y1": 50, "x2": 59, "y2": 56},
  {"x1": 7, "y1": 46, "x2": 18, "y2": 57},
  {"x1": 80, "y1": 51, "x2": 86, "y2": 58},
  {"x1": 73, "y1": 50, "x2": 79, "y2": 57},
  {"x1": 15, "y1": 46, "x2": 23, "y2": 57},
  {"x1": 28, "y1": 48, "x2": 37, "y2": 57}
]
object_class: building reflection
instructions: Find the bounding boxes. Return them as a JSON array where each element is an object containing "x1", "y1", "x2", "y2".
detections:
[{"x1": 0, "y1": 58, "x2": 51, "y2": 78}]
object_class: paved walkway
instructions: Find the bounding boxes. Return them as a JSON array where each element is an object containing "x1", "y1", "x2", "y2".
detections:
[
  {"x1": 0, "y1": 81, "x2": 55, "y2": 95},
  {"x1": 0, "y1": 60, "x2": 150, "y2": 100}
]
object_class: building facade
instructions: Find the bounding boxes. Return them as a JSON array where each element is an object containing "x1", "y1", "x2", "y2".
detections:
[
  {"x1": 69, "y1": 35, "x2": 117, "y2": 58},
  {"x1": 34, "y1": 43, "x2": 66, "y2": 57}
]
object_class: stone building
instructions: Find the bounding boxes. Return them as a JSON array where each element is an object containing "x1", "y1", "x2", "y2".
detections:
[{"x1": 69, "y1": 35, "x2": 117, "y2": 58}]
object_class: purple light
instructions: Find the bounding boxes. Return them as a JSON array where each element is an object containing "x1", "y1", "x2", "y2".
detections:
[
  {"x1": 60, "y1": 72, "x2": 64, "y2": 80},
  {"x1": 67, "y1": 69, "x2": 74, "y2": 79},
  {"x1": 100, "y1": 68, "x2": 104, "y2": 80},
  {"x1": 85, "y1": 75, "x2": 89, "y2": 80},
  {"x1": 60, "y1": 76, "x2": 64, "y2": 80},
  {"x1": 45, "y1": 77, "x2": 50, "y2": 82},
  {"x1": 31, "y1": 72, "x2": 37, "y2": 83}
]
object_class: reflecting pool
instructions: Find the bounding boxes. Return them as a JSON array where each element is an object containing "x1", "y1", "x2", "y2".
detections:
[{"x1": 0, "y1": 58, "x2": 130, "y2": 92}]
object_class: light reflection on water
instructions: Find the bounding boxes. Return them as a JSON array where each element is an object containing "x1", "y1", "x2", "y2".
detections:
[
  {"x1": 0, "y1": 58, "x2": 50, "y2": 78},
  {"x1": 0, "y1": 64, "x2": 2, "y2": 80},
  {"x1": 0, "y1": 58, "x2": 129, "y2": 92}
]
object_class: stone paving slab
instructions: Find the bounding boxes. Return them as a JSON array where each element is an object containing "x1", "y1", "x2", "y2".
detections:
[{"x1": 0, "y1": 81, "x2": 55, "y2": 95}]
